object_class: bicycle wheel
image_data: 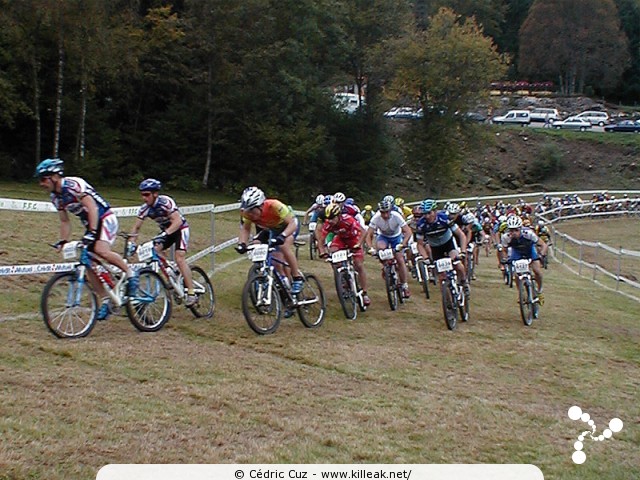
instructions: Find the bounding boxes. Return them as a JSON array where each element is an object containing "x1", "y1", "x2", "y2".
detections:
[
  {"x1": 186, "y1": 266, "x2": 215, "y2": 318},
  {"x1": 440, "y1": 281, "x2": 457, "y2": 330},
  {"x1": 334, "y1": 269, "x2": 357, "y2": 320},
  {"x1": 297, "y1": 273, "x2": 326, "y2": 328},
  {"x1": 518, "y1": 278, "x2": 534, "y2": 326},
  {"x1": 385, "y1": 265, "x2": 398, "y2": 311},
  {"x1": 41, "y1": 272, "x2": 98, "y2": 339},
  {"x1": 458, "y1": 286, "x2": 470, "y2": 322},
  {"x1": 126, "y1": 269, "x2": 172, "y2": 332},
  {"x1": 242, "y1": 274, "x2": 281, "y2": 334},
  {"x1": 309, "y1": 232, "x2": 317, "y2": 260},
  {"x1": 417, "y1": 260, "x2": 430, "y2": 299}
]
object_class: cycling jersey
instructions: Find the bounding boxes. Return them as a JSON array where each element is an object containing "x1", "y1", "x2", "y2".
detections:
[
  {"x1": 501, "y1": 227, "x2": 540, "y2": 260},
  {"x1": 362, "y1": 209, "x2": 374, "y2": 225},
  {"x1": 416, "y1": 211, "x2": 459, "y2": 247},
  {"x1": 241, "y1": 199, "x2": 292, "y2": 232},
  {"x1": 51, "y1": 177, "x2": 111, "y2": 227},
  {"x1": 368, "y1": 210, "x2": 406, "y2": 237},
  {"x1": 322, "y1": 214, "x2": 364, "y2": 260},
  {"x1": 136, "y1": 194, "x2": 187, "y2": 231}
]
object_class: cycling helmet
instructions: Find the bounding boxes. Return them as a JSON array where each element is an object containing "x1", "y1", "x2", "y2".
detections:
[
  {"x1": 323, "y1": 195, "x2": 333, "y2": 206},
  {"x1": 333, "y1": 192, "x2": 346, "y2": 203},
  {"x1": 462, "y1": 212, "x2": 475, "y2": 224},
  {"x1": 394, "y1": 197, "x2": 405, "y2": 207},
  {"x1": 364, "y1": 204, "x2": 373, "y2": 211},
  {"x1": 383, "y1": 194, "x2": 395, "y2": 204},
  {"x1": 412, "y1": 205, "x2": 424, "y2": 216},
  {"x1": 506, "y1": 215, "x2": 523, "y2": 229},
  {"x1": 420, "y1": 199, "x2": 437, "y2": 213},
  {"x1": 498, "y1": 222, "x2": 508, "y2": 234},
  {"x1": 446, "y1": 203, "x2": 461, "y2": 215},
  {"x1": 34, "y1": 158, "x2": 64, "y2": 178},
  {"x1": 498, "y1": 215, "x2": 507, "y2": 223},
  {"x1": 537, "y1": 220, "x2": 545, "y2": 226},
  {"x1": 459, "y1": 201, "x2": 467, "y2": 208},
  {"x1": 378, "y1": 200, "x2": 392, "y2": 212},
  {"x1": 345, "y1": 197, "x2": 354, "y2": 206},
  {"x1": 315, "y1": 194, "x2": 324, "y2": 205},
  {"x1": 139, "y1": 178, "x2": 162, "y2": 192},
  {"x1": 240, "y1": 186, "x2": 266, "y2": 210},
  {"x1": 325, "y1": 203, "x2": 341, "y2": 219}
]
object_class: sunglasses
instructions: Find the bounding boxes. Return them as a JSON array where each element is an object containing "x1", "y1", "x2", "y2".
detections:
[{"x1": 141, "y1": 192, "x2": 153, "y2": 197}]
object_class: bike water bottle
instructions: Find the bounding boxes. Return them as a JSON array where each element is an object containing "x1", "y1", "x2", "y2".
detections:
[
  {"x1": 283, "y1": 277, "x2": 291, "y2": 290},
  {"x1": 98, "y1": 269, "x2": 115, "y2": 288}
]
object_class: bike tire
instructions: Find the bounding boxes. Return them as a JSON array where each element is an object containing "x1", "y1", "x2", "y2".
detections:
[
  {"x1": 309, "y1": 232, "x2": 317, "y2": 260},
  {"x1": 440, "y1": 281, "x2": 457, "y2": 330},
  {"x1": 296, "y1": 273, "x2": 326, "y2": 328},
  {"x1": 385, "y1": 265, "x2": 398, "y2": 311},
  {"x1": 518, "y1": 278, "x2": 534, "y2": 326},
  {"x1": 186, "y1": 266, "x2": 215, "y2": 319},
  {"x1": 41, "y1": 271, "x2": 98, "y2": 339},
  {"x1": 354, "y1": 273, "x2": 367, "y2": 312},
  {"x1": 334, "y1": 268, "x2": 357, "y2": 320},
  {"x1": 417, "y1": 261, "x2": 430, "y2": 299},
  {"x1": 126, "y1": 269, "x2": 172, "y2": 332},
  {"x1": 242, "y1": 274, "x2": 281, "y2": 334},
  {"x1": 459, "y1": 286, "x2": 470, "y2": 322}
]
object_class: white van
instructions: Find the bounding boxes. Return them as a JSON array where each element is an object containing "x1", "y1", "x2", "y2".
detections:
[
  {"x1": 333, "y1": 93, "x2": 364, "y2": 114},
  {"x1": 574, "y1": 111, "x2": 609, "y2": 126},
  {"x1": 529, "y1": 108, "x2": 560, "y2": 123},
  {"x1": 492, "y1": 110, "x2": 530, "y2": 125}
]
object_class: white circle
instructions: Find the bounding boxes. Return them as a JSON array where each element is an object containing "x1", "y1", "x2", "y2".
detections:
[
  {"x1": 581, "y1": 413, "x2": 591, "y2": 422},
  {"x1": 588, "y1": 420, "x2": 595, "y2": 426},
  {"x1": 598, "y1": 435, "x2": 604, "y2": 441},
  {"x1": 609, "y1": 418, "x2": 623, "y2": 433},
  {"x1": 572, "y1": 450, "x2": 586, "y2": 464},
  {"x1": 574, "y1": 441, "x2": 583, "y2": 451},
  {"x1": 568, "y1": 406, "x2": 582, "y2": 420},
  {"x1": 578, "y1": 435, "x2": 585, "y2": 441},
  {"x1": 603, "y1": 429, "x2": 612, "y2": 438}
]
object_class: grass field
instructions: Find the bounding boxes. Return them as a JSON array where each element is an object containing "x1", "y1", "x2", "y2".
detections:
[{"x1": 1, "y1": 185, "x2": 639, "y2": 480}]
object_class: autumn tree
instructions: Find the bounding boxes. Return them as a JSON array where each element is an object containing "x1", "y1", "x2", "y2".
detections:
[{"x1": 519, "y1": 0, "x2": 630, "y2": 95}]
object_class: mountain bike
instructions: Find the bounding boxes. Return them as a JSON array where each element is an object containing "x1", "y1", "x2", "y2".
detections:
[
  {"x1": 308, "y1": 221, "x2": 318, "y2": 260},
  {"x1": 242, "y1": 243, "x2": 326, "y2": 334},
  {"x1": 133, "y1": 239, "x2": 215, "y2": 319},
  {"x1": 407, "y1": 243, "x2": 430, "y2": 300},
  {"x1": 377, "y1": 248, "x2": 405, "y2": 311},
  {"x1": 328, "y1": 249, "x2": 367, "y2": 320},
  {"x1": 512, "y1": 258, "x2": 540, "y2": 326},
  {"x1": 435, "y1": 256, "x2": 469, "y2": 331},
  {"x1": 465, "y1": 242, "x2": 476, "y2": 281},
  {"x1": 41, "y1": 235, "x2": 171, "y2": 338}
]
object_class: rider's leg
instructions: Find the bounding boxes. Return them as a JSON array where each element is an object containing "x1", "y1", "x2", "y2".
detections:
[
  {"x1": 531, "y1": 260, "x2": 544, "y2": 293},
  {"x1": 174, "y1": 249, "x2": 194, "y2": 291}
]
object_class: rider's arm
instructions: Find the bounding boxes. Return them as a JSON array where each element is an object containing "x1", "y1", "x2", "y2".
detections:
[
  {"x1": 453, "y1": 225, "x2": 467, "y2": 252},
  {"x1": 238, "y1": 218, "x2": 252, "y2": 244},
  {"x1": 536, "y1": 237, "x2": 548, "y2": 256},
  {"x1": 80, "y1": 194, "x2": 99, "y2": 233},
  {"x1": 129, "y1": 217, "x2": 145, "y2": 237},
  {"x1": 165, "y1": 211, "x2": 184, "y2": 236},
  {"x1": 363, "y1": 226, "x2": 375, "y2": 251},
  {"x1": 400, "y1": 224, "x2": 413, "y2": 248},
  {"x1": 280, "y1": 213, "x2": 297, "y2": 239},
  {"x1": 59, "y1": 210, "x2": 71, "y2": 242}
]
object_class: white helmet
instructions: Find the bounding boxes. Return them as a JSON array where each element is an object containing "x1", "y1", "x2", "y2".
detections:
[
  {"x1": 506, "y1": 215, "x2": 523, "y2": 229},
  {"x1": 315, "y1": 194, "x2": 324, "y2": 205},
  {"x1": 240, "y1": 186, "x2": 265, "y2": 210},
  {"x1": 537, "y1": 219, "x2": 545, "y2": 227},
  {"x1": 447, "y1": 203, "x2": 461, "y2": 215},
  {"x1": 333, "y1": 192, "x2": 346, "y2": 203},
  {"x1": 462, "y1": 212, "x2": 475, "y2": 224},
  {"x1": 383, "y1": 194, "x2": 395, "y2": 204}
]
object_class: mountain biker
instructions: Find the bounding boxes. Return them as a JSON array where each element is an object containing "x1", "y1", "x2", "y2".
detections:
[
  {"x1": 35, "y1": 158, "x2": 138, "y2": 321},
  {"x1": 363, "y1": 199, "x2": 413, "y2": 298},
  {"x1": 236, "y1": 186, "x2": 304, "y2": 294},
  {"x1": 128, "y1": 178, "x2": 197, "y2": 306},
  {"x1": 415, "y1": 199, "x2": 469, "y2": 296},
  {"x1": 394, "y1": 197, "x2": 413, "y2": 219},
  {"x1": 499, "y1": 215, "x2": 548, "y2": 304},
  {"x1": 318, "y1": 203, "x2": 371, "y2": 306},
  {"x1": 362, "y1": 205, "x2": 374, "y2": 226}
]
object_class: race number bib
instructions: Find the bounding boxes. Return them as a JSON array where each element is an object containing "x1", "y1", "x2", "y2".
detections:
[
  {"x1": 436, "y1": 257, "x2": 453, "y2": 273},
  {"x1": 378, "y1": 249, "x2": 394, "y2": 261},
  {"x1": 410, "y1": 243, "x2": 419, "y2": 255},
  {"x1": 331, "y1": 250, "x2": 348, "y2": 263},
  {"x1": 62, "y1": 241, "x2": 80, "y2": 260},
  {"x1": 137, "y1": 241, "x2": 155, "y2": 262},
  {"x1": 513, "y1": 259, "x2": 531, "y2": 273},
  {"x1": 250, "y1": 244, "x2": 268, "y2": 262}
]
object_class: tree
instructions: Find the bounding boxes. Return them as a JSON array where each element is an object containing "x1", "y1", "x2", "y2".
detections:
[
  {"x1": 614, "y1": 0, "x2": 640, "y2": 101},
  {"x1": 519, "y1": 0, "x2": 630, "y2": 96}
]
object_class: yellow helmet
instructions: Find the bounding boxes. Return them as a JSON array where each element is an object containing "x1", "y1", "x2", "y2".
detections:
[
  {"x1": 364, "y1": 204, "x2": 373, "y2": 211},
  {"x1": 325, "y1": 203, "x2": 341, "y2": 219},
  {"x1": 498, "y1": 221, "x2": 508, "y2": 234},
  {"x1": 394, "y1": 197, "x2": 405, "y2": 207}
]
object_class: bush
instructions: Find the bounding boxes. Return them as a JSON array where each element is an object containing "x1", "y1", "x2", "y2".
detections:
[{"x1": 529, "y1": 142, "x2": 565, "y2": 181}]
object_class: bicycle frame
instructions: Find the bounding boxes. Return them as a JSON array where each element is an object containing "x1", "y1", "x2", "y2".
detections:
[
  {"x1": 136, "y1": 241, "x2": 186, "y2": 299},
  {"x1": 330, "y1": 249, "x2": 365, "y2": 309},
  {"x1": 512, "y1": 258, "x2": 539, "y2": 325}
]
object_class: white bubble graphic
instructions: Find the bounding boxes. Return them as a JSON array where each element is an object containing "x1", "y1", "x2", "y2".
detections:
[
  {"x1": 581, "y1": 413, "x2": 590, "y2": 422},
  {"x1": 572, "y1": 450, "x2": 586, "y2": 464},
  {"x1": 568, "y1": 406, "x2": 582, "y2": 420},
  {"x1": 598, "y1": 435, "x2": 604, "y2": 441},
  {"x1": 578, "y1": 435, "x2": 584, "y2": 441},
  {"x1": 603, "y1": 429, "x2": 612, "y2": 438},
  {"x1": 588, "y1": 420, "x2": 594, "y2": 426},
  {"x1": 574, "y1": 441, "x2": 583, "y2": 451},
  {"x1": 609, "y1": 418, "x2": 623, "y2": 433}
]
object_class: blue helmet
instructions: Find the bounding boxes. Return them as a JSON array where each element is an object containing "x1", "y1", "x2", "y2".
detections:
[
  {"x1": 378, "y1": 200, "x2": 392, "y2": 212},
  {"x1": 139, "y1": 178, "x2": 162, "y2": 192},
  {"x1": 323, "y1": 195, "x2": 333, "y2": 206},
  {"x1": 34, "y1": 158, "x2": 64, "y2": 178},
  {"x1": 420, "y1": 199, "x2": 437, "y2": 212}
]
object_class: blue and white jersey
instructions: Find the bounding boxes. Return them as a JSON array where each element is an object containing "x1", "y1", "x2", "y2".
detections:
[
  {"x1": 416, "y1": 211, "x2": 459, "y2": 247},
  {"x1": 137, "y1": 195, "x2": 187, "y2": 230},
  {"x1": 51, "y1": 177, "x2": 111, "y2": 228},
  {"x1": 501, "y1": 227, "x2": 539, "y2": 257},
  {"x1": 369, "y1": 210, "x2": 406, "y2": 237}
]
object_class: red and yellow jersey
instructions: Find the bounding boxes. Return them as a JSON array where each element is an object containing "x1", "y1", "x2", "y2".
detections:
[{"x1": 241, "y1": 198, "x2": 292, "y2": 230}]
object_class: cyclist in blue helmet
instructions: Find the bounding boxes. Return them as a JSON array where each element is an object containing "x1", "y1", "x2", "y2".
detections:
[
  {"x1": 129, "y1": 178, "x2": 197, "y2": 307},
  {"x1": 35, "y1": 158, "x2": 138, "y2": 321}
]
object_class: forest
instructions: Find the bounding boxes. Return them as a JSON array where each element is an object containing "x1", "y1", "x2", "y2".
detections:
[{"x1": 1, "y1": 0, "x2": 639, "y2": 200}]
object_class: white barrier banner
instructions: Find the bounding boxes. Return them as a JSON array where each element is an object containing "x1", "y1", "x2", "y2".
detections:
[
  {"x1": 0, "y1": 262, "x2": 75, "y2": 276},
  {"x1": 97, "y1": 464, "x2": 544, "y2": 480}
]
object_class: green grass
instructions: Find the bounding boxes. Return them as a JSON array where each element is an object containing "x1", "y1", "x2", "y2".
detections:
[{"x1": 1, "y1": 185, "x2": 639, "y2": 480}]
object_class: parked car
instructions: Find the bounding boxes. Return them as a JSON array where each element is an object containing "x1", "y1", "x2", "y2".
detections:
[
  {"x1": 384, "y1": 106, "x2": 421, "y2": 119},
  {"x1": 529, "y1": 107, "x2": 560, "y2": 123},
  {"x1": 463, "y1": 111, "x2": 487, "y2": 123},
  {"x1": 553, "y1": 117, "x2": 592, "y2": 131},
  {"x1": 491, "y1": 110, "x2": 530, "y2": 125},
  {"x1": 573, "y1": 111, "x2": 609, "y2": 127},
  {"x1": 603, "y1": 120, "x2": 640, "y2": 133},
  {"x1": 333, "y1": 93, "x2": 364, "y2": 114}
]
